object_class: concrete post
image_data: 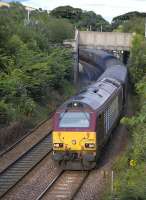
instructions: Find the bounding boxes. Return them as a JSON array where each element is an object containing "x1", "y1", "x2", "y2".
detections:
[
  {"x1": 73, "y1": 29, "x2": 79, "y2": 84},
  {"x1": 145, "y1": 18, "x2": 146, "y2": 38}
]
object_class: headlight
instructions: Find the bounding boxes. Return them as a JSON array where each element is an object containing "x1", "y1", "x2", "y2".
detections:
[
  {"x1": 85, "y1": 143, "x2": 95, "y2": 148},
  {"x1": 53, "y1": 143, "x2": 63, "y2": 148}
]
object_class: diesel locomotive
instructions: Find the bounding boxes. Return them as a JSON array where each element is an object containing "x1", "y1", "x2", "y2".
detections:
[{"x1": 52, "y1": 49, "x2": 128, "y2": 170}]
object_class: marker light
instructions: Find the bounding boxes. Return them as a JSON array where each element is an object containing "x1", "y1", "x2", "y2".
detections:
[
  {"x1": 53, "y1": 143, "x2": 63, "y2": 148},
  {"x1": 85, "y1": 143, "x2": 95, "y2": 148}
]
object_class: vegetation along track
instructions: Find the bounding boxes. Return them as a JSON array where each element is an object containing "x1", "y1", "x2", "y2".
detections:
[
  {"x1": 0, "y1": 122, "x2": 47, "y2": 157},
  {"x1": 36, "y1": 170, "x2": 89, "y2": 200},
  {"x1": 0, "y1": 119, "x2": 53, "y2": 198},
  {"x1": 0, "y1": 112, "x2": 53, "y2": 158},
  {"x1": 0, "y1": 119, "x2": 53, "y2": 174}
]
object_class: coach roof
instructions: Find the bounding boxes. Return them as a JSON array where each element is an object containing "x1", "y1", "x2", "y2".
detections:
[{"x1": 98, "y1": 65, "x2": 127, "y2": 84}]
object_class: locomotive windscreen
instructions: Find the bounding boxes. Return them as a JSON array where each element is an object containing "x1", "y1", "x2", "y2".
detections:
[{"x1": 59, "y1": 112, "x2": 90, "y2": 128}]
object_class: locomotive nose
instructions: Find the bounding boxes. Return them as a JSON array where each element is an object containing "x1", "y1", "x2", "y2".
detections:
[{"x1": 53, "y1": 131, "x2": 96, "y2": 151}]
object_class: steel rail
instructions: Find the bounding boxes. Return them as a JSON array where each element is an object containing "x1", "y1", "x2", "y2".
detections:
[
  {"x1": 0, "y1": 132, "x2": 52, "y2": 198},
  {"x1": 36, "y1": 170, "x2": 64, "y2": 200},
  {"x1": 71, "y1": 171, "x2": 89, "y2": 200},
  {"x1": 36, "y1": 171, "x2": 89, "y2": 200}
]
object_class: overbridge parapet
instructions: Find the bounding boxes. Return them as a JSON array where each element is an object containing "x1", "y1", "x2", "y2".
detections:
[{"x1": 79, "y1": 31, "x2": 133, "y2": 51}]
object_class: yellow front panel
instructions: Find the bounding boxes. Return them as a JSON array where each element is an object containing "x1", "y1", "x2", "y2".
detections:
[{"x1": 53, "y1": 131, "x2": 96, "y2": 151}]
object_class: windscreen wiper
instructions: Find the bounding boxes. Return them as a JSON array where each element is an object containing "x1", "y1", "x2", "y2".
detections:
[{"x1": 59, "y1": 109, "x2": 68, "y2": 120}]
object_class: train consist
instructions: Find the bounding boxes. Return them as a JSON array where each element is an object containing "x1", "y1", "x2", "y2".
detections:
[{"x1": 52, "y1": 49, "x2": 128, "y2": 170}]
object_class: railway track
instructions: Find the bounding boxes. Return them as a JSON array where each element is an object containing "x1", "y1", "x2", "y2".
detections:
[
  {"x1": 0, "y1": 114, "x2": 53, "y2": 158},
  {"x1": 0, "y1": 118, "x2": 53, "y2": 174},
  {"x1": 36, "y1": 170, "x2": 89, "y2": 200},
  {"x1": 0, "y1": 133, "x2": 52, "y2": 198},
  {"x1": 0, "y1": 124, "x2": 45, "y2": 158}
]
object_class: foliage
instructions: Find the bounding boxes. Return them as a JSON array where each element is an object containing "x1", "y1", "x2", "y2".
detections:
[
  {"x1": 128, "y1": 34, "x2": 146, "y2": 85},
  {"x1": 50, "y1": 6, "x2": 111, "y2": 31},
  {"x1": 0, "y1": 3, "x2": 74, "y2": 126},
  {"x1": 113, "y1": 17, "x2": 145, "y2": 36},
  {"x1": 50, "y1": 6, "x2": 82, "y2": 23},
  {"x1": 0, "y1": 3, "x2": 74, "y2": 52},
  {"x1": 112, "y1": 11, "x2": 146, "y2": 33},
  {"x1": 106, "y1": 66, "x2": 146, "y2": 200},
  {"x1": 104, "y1": 76, "x2": 146, "y2": 200},
  {"x1": 104, "y1": 13, "x2": 146, "y2": 199}
]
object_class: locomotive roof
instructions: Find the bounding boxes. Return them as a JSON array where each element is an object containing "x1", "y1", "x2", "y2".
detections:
[{"x1": 61, "y1": 78, "x2": 121, "y2": 111}]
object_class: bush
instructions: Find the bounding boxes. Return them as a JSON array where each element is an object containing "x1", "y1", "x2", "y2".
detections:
[
  {"x1": 128, "y1": 34, "x2": 146, "y2": 86},
  {"x1": 0, "y1": 3, "x2": 74, "y2": 126},
  {"x1": 106, "y1": 76, "x2": 146, "y2": 200}
]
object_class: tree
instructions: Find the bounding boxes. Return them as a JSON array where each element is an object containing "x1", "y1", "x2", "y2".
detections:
[
  {"x1": 50, "y1": 6, "x2": 82, "y2": 23},
  {"x1": 50, "y1": 6, "x2": 111, "y2": 31},
  {"x1": 128, "y1": 34, "x2": 146, "y2": 85},
  {"x1": 0, "y1": 3, "x2": 74, "y2": 125},
  {"x1": 112, "y1": 11, "x2": 146, "y2": 34}
]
